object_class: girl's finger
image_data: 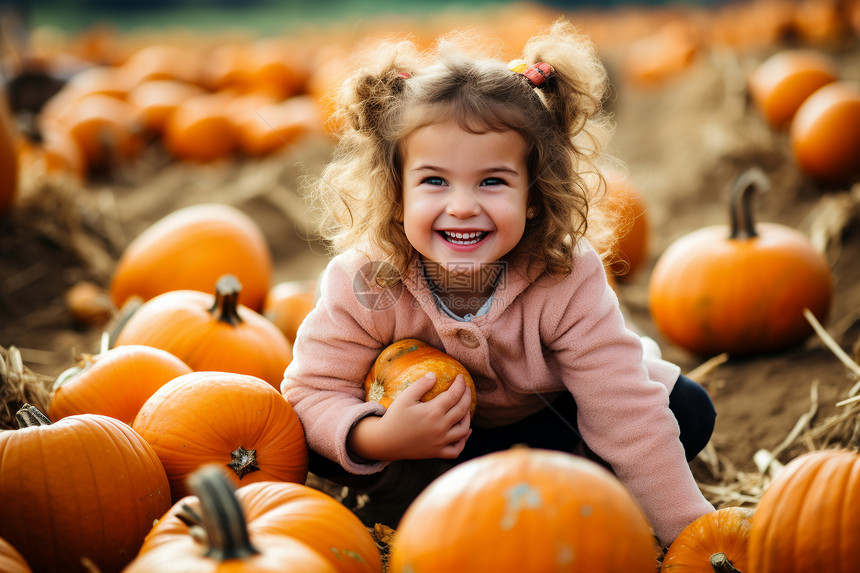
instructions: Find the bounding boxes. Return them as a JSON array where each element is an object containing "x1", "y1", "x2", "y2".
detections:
[{"x1": 397, "y1": 372, "x2": 439, "y2": 402}]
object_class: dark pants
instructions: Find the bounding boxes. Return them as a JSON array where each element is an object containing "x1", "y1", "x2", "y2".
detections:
[{"x1": 309, "y1": 374, "x2": 715, "y2": 495}]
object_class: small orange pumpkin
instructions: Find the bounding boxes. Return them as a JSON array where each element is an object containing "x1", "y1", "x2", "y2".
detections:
[
  {"x1": 110, "y1": 202, "x2": 272, "y2": 312},
  {"x1": 49, "y1": 340, "x2": 193, "y2": 424},
  {"x1": 660, "y1": 506, "x2": 754, "y2": 572},
  {"x1": 126, "y1": 79, "x2": 205, "y2": 136},
  {"x1": 790, "y1": 81, "x2": 860, "y2": 184},
  {"x1": 128, "y1": 465, "x2": 382, "y2": 572},
  {"x1": 114, "y1": 275, "x2": 291, "y2": 388},
  {"x1": 162, "y1": 91, "x2": 238, "y2": 162},
  {"x1": 389, "y1": 448, "x2": 658, "y2": 572},
  {"x1": 648, "y1": 168, "x2": 832, "y2": 356},
  {"x1": 747, "y1": 450, "x2": 860, "y2": 573},
  {"x1": 365, "y1": 338, "x2": 476, "y2": 417},
  {"x1": 132, "y1": 371, "x2": 308, "y2": 502},
  {"x1": 263, "y1": 279, "x2": 316, "y2": 345},
  {"x1": 748, "y1": 49, "x2": 838, "y2": 129},
  {"x1": 0, "y1": 405, "x2": 171, "y2": 573},
  {"x1": 603, "y1": 170, "x2": 650, "y2": 280}
]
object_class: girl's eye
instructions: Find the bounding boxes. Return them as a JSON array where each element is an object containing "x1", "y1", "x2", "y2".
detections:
[
  {"x1": 481, "y1": 177, "x2": 506, "y2": 187},
  {"x1": 421, "y1": 176, "x2": 446, "y2": 186}
]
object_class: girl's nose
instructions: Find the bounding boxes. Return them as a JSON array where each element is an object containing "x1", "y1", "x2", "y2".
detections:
[{"x1": 445, "y1": 187, "x2": 481, "y2": 218}]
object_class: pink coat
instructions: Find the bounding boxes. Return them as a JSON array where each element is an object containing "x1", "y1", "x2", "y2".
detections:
[{"x1": 281, "y1": 242, "x2": 714, "y2": 545}]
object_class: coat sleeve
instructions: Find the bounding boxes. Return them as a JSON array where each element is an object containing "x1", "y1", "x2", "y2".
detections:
[
  {"x1": 280, "y1": 252, "x2": 395, "y2": 474},
  {"x1": 541, "y1": 243, "x2": 713, "y2": 546}
]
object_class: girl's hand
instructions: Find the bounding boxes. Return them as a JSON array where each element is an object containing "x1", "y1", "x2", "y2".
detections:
[{"x1": 347, "y1": 372, "x2": 472, "y2": 462}]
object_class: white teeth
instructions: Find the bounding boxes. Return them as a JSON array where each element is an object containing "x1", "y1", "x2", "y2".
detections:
[{"x1": 442, "y1": 231, "x2": 486, "y2": 245}]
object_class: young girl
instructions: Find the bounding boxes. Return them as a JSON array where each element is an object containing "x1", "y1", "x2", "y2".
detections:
[{"x1": 281, "y1": 20, "x2": 716, "y2": 548}]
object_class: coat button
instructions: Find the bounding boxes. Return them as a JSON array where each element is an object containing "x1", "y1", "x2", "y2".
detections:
[{"x1": 458, "y1": 329, "x2": 480, "y2": 348}]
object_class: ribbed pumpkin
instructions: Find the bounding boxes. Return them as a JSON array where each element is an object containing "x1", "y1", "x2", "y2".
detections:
[
  {"x1": 747, "y1": 450, "x2": 860, "y2": 573},
  {"x1": 131, "y1": 371, "x2": 308, "y2": 503},
  {"x1": 660, "y1": 506, "x2": 754, "y2": 572},
  {"x1": 114, "y1": 275, "x2": 291, "y2": 388},
  {"x1": 110, "y1": 202, "x2": 272, "y2": 312},
  {"x1": 263, "y1": 279, "x2": 316, "y2": 345},
  {"x1": 365, "y1": 338, "x2": 476, "y2": 417},
  {"x1": 49, "y1": 340, "x2": 193, "y2": 424},
  {"x1": 0, "y1": 90, "x2": 19, "y2": 214},
  {"x1": 0, "y1": 536, "x2": 32, "y2": 573},
  {"x1": 648, "y1": 168, "x2": 832, "y2": 356},
  {"x1": 389, "y1": 448, "x2": 658, "y2": 572},
  {"x1": 128, "y1": 465, "x2": 382, "y2": 572},
  {"x1": 0, "y1": 405, "x2": 171, "y2": 573}
]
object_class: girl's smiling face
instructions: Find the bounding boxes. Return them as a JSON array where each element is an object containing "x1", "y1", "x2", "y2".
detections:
[{"x1": 401, "y1": 120, "x2": 529, "y2": 288}]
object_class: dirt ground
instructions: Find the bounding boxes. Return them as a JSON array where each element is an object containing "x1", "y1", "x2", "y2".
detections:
[{"x1": 1, "y1": 30, "x2": 859, "y2": 506}]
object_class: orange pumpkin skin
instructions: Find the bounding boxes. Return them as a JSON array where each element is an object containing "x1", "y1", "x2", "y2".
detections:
[
  {"x1": 748, "y1": 49, "x2": 838, "y2": 129},
  {"x1": 747, "y1": 450, "x2": 860, "y2": 573},
  {"x1": 263, "y1": 279, "x2": 316, "y2": 345},
  {"x1": 365, "y1": 338, "x2": 476, "y2": 416},
  {"x1": 132, "y1": 371, "x2": 309, "y2": 502},
  {"x1": 660, "y1": 506, "x2": 754, "y2": 572},
  {"x1": 110, "y1": 203, "x2": 272, "y2": 312},
  {"x1": 114, "y1": 279, "x2": 291, "y2": 389},
  {"x1": 0, "y1": 537, "x2": 32, "y2": 573},
  {"x1": 790, "y1": 81, "x2": 860, "y2": 184},
  {"x1": 389, "y1": 449, "x2": 657, "y2": 572},
  {"x1": 135, "y1": 480, "x2": 382, "y2": 572},
  {"x1": 0, "y1": 409, "x2": 171, "y2": 573},
  {"x1": 49, "y1": 344, "x2": 193, "y2": 424}
]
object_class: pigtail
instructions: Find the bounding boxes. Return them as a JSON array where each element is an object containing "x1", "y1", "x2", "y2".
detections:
[
  {"x1": 335, "y1": 41, "x2": 417, "y2": 138},
  {"x1": 312, "y1": 38, "x2": 423, "y2": 275}
]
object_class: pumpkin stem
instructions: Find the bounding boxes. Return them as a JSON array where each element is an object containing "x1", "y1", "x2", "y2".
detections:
[
  {"x1": 16, "y1": 403, "x2": 52, "y2": 427},
  {"x1": 227, "y1": 446, "x2": 260, "y2": 479},
  {"x1": 710, "y1": 552, "x2": 742, "y2": 573},
  {"x1": 210, "y1": 275, "x2": 244, "y2": 326},
  {"x1": 728, "y1": 167, "x2": 769, "y2": 240},
  {"x1": 186, "y1": 464, "x2": 260, "y2": 561}
]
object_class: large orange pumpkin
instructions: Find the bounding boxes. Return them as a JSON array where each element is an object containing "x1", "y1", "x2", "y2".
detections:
[
  {"x1": 114, "y1": 275, "x2": 291, "y2": 388},
  {"x1": 132, "y1": 371, "x2": 308, "y2": 502},
  {"x1": 0, "y1": 537, "x2": 32, "y2": 573},
  {"x1": 660, "y1": 506, "x2": 754, "y2": 572},
  {"x1": 648, "y1": 168, "x2": 832, "y2": 356},
  {"x1": 128, "y1": 465, "x2": 382, "y2": 572},
  {"x1": 747, "y1": 450, "x2": 860, "y2": 573},
  {"x1": 49, "y1": 342, "x2": 193, "y2": 424},
  {"x1": 110, "y1": 202, "x2": 273, "y2": 311},
  {"x1": 389, "y1": 448, "x2": 658, "y2": 572},
  {"x1": 364, "y1": 338, "x2": 476, "y2": 417},
  {"x1": 0, "y1": 405, "x2": 171, "y2": 573}
]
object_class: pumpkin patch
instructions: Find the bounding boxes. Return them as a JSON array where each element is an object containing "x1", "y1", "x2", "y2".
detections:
[{"x1": 1, "y1": 4, "x2": 859, "y2": 572}]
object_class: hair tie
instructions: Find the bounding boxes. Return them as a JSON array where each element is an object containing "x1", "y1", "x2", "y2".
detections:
[
  {"x1": 398, "y1": 72, "x2": 412, "y2": 79},
  {"x1": 508, "y1": 59, "x2": 554, "y2": 89}
]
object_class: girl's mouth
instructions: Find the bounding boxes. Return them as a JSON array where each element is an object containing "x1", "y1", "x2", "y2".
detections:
[{"x1": 438, "y1": 230, "x2": 490, "y2": 246}]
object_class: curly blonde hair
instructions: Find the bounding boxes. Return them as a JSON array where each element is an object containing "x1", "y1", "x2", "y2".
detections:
[{"x1": 312, "y1": 19, "x2": 617, "y2": 279}]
